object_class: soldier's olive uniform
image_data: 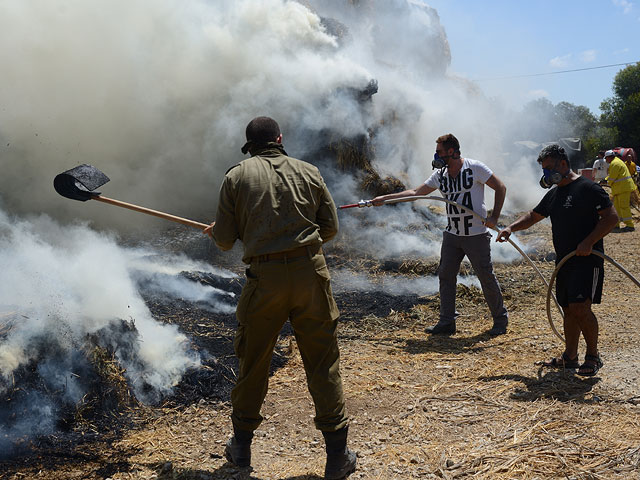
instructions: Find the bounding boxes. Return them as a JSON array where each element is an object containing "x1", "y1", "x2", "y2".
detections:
[{"x1": 213, "y1": 143, "x2": 347, "y2": 433}]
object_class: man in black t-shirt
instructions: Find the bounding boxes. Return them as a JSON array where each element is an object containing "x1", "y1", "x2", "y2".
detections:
[{"x1": 496, "y1": 144, "x2": 618, "y2": 377}]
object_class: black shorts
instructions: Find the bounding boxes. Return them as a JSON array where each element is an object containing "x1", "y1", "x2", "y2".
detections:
[{"x1": 556, "y1": 262, "x2": 604, "y2": 307}]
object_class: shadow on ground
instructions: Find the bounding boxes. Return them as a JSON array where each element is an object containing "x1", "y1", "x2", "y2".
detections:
[
  {"x1": 152, "y1": 460, "x2": 324, "y2": 480},
  {"x1": 403, "y1": 330, "x2": 510, "y2": 355},
  {"x1": 480, "y1": 369, "x2": 601, "y2": 402}
]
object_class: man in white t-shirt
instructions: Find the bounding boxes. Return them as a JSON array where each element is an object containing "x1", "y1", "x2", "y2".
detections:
[
  {"x1": 592, "y1": 151, "x2": 608, "y2": 184},
  {"x1": 372, "y1": 133, "x2": 508, "y2": 336}
]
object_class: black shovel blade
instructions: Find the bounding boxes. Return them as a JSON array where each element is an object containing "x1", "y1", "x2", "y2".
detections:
[{"x1": 53, "y1": 164, "x2": 110, "y2": 201}]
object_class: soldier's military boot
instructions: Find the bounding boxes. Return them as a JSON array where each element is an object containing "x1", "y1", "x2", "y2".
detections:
[
  {"x1": 224, "y1": 427, "x2": 253, "y2": 467},
  {"x1": 322, "y1": 426, "x2": 357, "y2": 480}
]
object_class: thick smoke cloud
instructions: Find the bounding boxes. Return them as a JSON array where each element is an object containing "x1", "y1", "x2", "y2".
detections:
[
  {"x1": 0, "y1": 0, "x2": 373, "y2": 229},
  {"x1": 1, "y1": 0, "x2": 544, "y2": 232}
]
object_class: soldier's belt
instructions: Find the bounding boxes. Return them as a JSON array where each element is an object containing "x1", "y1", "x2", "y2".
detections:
[{"x1": 251, "y1": 245, "x2": 322, "y2": 263}]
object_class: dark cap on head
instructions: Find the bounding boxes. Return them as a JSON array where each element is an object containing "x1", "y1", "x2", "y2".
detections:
[{"x1": 241, "y1": 116, "x2": 281, "y2": 154}]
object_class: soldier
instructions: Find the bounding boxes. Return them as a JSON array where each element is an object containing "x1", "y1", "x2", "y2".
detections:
[{"x1": 204, "y1": 116, "x2": 356, "y2": 479}]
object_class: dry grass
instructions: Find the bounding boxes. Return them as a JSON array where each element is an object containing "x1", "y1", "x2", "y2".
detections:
[{"x1": 2, "y1": 215, "x2": 640, "y2": 479}]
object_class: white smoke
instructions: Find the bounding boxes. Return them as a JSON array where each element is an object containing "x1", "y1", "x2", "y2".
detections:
[
  {"x1": 331, "y1": 268, "x2": 480, "y2": 295},
  {"x1": 0, "y1": 0, "x2": 373, "y2": 227},
  {"x1": 1, "y1": 0, "x2": 544, "y2": 236},
  {"x1": 0, "y1": 208, "x2": 207, "y2": 389},
  {"x1": 125, "y1": 250, "x2": 237, "y2": 314},
  {"x1": 0, "y1": 205, "x2": 246, "y2": 451}
]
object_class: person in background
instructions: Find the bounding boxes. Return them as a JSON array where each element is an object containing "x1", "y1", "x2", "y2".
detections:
[
  {"x1": 622, "y1": 151, "x2": 637, "y2": 181},
  {"x1": 592, "y1": 151, "x2": 608, "y2": 184},
  {"x1": 621, "y1": 149, "x2": 640, "y2": 211},
  {"x1": 371, "y1": 133, "x2": 509, "y2": 336},
  {"x1": 605, "y1": 149, "x2": 636, "y2": 232},
  {"x1": 205, "y1": 116, "x2": 356, "y2": 479},
  {"x1": 497, "y1": 144, "x2": 618, "y2": 376}
]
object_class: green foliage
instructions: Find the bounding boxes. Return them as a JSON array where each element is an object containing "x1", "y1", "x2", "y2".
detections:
[
  {"x1": 507, "y1": 63, "x2": 638, "y2": 167},
  {"x1": 613, "y1": 63, "x2": 640, "y2": 100},
  {"x1": 584, "y1": 126, "x2": 618, "y2": 165},
  {"x1": 599, "y1": 62, "x2": 640, "y2": 148},
  {"x1": 554, "y1": 102, "x2": 596, "y2": 138},
  {"x1": 513, "y1": 98, "x2": 596, "y2": 144}
]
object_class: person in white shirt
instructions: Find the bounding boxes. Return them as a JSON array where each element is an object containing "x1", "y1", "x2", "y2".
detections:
[
  {"x1": 592, "y1": 151, "x2": 608, "y2": 184},
  {"x1": 372, "y1": 133, "x2": 508, "y2": 336}
]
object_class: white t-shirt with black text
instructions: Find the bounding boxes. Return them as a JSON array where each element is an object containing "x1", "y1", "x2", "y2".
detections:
[{"x1": 424, "y1": 158, "x2": 493, "y2": 236}]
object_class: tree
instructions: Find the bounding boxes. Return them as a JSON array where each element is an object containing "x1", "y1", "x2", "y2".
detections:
[
  {"x1": 554, "y1": 101, "x2": 596, "y2": 139},
  {"x1": 600, "y1": 62, "x2": 640, "y2": 149},
  {"x1": 512, "y1": 98, "x2": 597, "y2": 144},
  {"x1": 583, "y1": 125, "x2": 618, "y2": 166},
  {"x1": 516, "y1": 97, "x2": 557, "y2": 142}
]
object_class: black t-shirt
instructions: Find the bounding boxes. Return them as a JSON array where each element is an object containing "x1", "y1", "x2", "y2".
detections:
[{"x1": 533, "y1": 176, "x2": 612, "y2": 266}]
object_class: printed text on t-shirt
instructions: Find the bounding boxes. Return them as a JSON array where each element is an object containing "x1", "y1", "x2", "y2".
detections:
[{"x1": 439, "y1": 168, "x2": 475, "y2": 235}]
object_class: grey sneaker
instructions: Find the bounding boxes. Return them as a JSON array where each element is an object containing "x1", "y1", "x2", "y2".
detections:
[{"x1": 487, "y1": 324, "x2": 507, "y2": 336}]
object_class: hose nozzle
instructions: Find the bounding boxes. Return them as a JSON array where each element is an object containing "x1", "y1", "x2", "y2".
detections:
[{"x1": 337, "y1": 199, "x2": 374, "y2": 209}]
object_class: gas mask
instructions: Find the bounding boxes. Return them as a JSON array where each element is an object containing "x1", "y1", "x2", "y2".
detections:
[
  {"x1": 539, "y1": 166, "x2": 565, "y2": 189},
  {"x1": 432, "y1": 152, "x2": 449, "y2": 169}
]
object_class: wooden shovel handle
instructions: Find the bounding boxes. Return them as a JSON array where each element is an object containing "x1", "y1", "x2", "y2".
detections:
[{"x1": 92, "y1": 195, "x2": 212, "y2": 230}]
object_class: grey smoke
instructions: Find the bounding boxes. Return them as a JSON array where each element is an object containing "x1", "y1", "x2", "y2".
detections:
[
  {"x1": 0, "y1": 208, "x2": 205, "y2": 387},
  {"x1": 1, "y1": 0, "x2": 546, "y2": 248}
]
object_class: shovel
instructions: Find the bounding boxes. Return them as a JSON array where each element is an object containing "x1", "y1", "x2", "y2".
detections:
[{"x1": 54, "y1": 164, "x2": 211, "y2": 230}]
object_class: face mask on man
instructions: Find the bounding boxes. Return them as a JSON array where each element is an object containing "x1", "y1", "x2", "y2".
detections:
[
  {"x1": 432, "y1": 151, "x2": 454, "y2": 169},
  {"x1": 539, "y1": 162, "x2": 566, "y2": 189}
]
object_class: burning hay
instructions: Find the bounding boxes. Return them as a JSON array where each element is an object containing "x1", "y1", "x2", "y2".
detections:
[
  {"x1": 0, "y1": 319, "x2": 138, "y2": 456},
  {"x1": 0, "y1": 313, "x2": 17, "y2": 340}
]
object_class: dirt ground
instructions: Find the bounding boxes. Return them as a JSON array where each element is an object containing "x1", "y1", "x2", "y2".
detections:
[{"x1": 2, "y1": 214, "x2": 640, "y2": 480}]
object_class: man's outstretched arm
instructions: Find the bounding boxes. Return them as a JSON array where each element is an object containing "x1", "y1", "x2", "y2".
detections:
[
  {"x1": 496, "y1": 210, "x2": 545, "y2": 242},
  {"x1": 371, "y1": 183, "x2": 437, "y2": 206}
]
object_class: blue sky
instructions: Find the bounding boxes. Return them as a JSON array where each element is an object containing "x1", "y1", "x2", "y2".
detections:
[{"x1": 425, "y1": 0, "x2": 640, "y2": 115}]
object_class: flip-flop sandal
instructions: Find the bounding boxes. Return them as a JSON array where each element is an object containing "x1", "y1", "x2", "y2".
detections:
[
  {"x1": 541, "y1": 352, "x2": 579, "y2": 369},
  {"x1": 577, "y1": 354, "x2": 603, "y2": 377}
]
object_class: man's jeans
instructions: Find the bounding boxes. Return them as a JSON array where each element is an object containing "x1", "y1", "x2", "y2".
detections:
[{"x1": 437, "y1": 231, "x2": 508, "y2": 327}]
